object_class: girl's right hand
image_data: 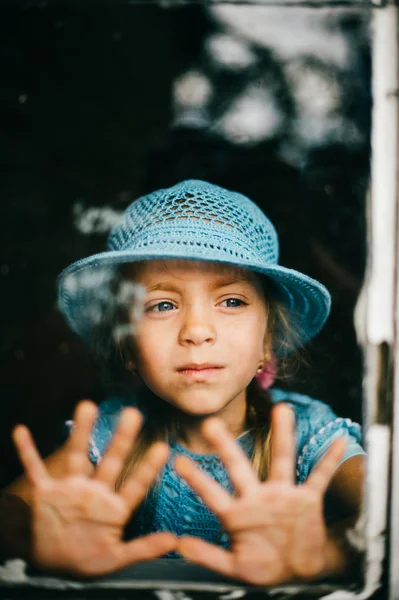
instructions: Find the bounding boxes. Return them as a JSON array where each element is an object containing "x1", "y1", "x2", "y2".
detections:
[{"x1": 12, "y1": 401, "x2": 176, "y2": 577}]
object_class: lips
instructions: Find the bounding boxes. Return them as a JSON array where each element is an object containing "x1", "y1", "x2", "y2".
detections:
[
  {"x1": 176, "y1": 363, "x2": 224, "y2": 381},
  {"x1": 177, "y1": 363, "x2": 223, "y2": 371}
]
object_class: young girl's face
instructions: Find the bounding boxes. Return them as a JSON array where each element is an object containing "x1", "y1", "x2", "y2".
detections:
[{"x1": 129, "y1": 259, "x2": 269, "y2": 420}]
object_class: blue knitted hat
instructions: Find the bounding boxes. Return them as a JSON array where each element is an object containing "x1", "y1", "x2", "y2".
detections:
[{"x1": 58, "y1": 179, "x2": 330, "y2": 354}]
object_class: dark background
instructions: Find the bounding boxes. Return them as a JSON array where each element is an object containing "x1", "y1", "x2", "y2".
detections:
[{"x1": 0, "y1": 2, "x2": 371, "y2": 488}]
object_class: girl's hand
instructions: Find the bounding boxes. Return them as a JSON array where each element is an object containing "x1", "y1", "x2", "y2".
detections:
[
  {"x1": 12, "y1": 401, "x2": 176, "y2": 577},
  {"x1": 175, "y1": 403, "x2": 347, "y2": 585}
]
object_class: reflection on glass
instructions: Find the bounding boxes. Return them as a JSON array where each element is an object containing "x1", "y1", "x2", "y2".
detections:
[{"x1": 0, "y1": 2, "x2": 370, "y2": 586}]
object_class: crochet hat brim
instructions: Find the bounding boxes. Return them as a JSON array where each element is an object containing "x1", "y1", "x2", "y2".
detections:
[{"x1": 58, "y1": 247, "x2": 330, "y2": 357}]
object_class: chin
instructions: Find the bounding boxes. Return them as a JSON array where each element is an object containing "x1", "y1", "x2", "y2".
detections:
[
  {"x1": 175, "y1": 401, "x2": 229, "y2": 418},
  {"x1": 161, "y1": 387, "x2": 241, "y2": 418}
]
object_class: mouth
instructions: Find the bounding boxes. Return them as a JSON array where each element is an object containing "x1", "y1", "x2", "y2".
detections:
[{"x1": 176, "y1": 364, "x2": 224, "y2": 381}]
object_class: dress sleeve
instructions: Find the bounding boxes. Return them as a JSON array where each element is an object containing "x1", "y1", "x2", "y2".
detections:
[
  {"x1": 269, "y1": 389, "x2": 365, "y2": 484},
  {"x1": 64, "y1": 396, "x2": 139, "y2": 466}
]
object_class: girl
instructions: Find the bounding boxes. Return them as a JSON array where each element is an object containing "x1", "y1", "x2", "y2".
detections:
[{"x1": 3, "y1": 179, "x2": 365, "y2": 584}]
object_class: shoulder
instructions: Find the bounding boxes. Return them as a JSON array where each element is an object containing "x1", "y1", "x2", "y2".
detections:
[
  {"x1": 269, "y1": 388, "x2": 365, "y2": 483},
  {"x1": 270, "y1": 388, "x2": 342, "y2": 426}
]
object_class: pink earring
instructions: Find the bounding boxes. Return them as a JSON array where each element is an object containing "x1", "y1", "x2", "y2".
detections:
[{"x1": 255, "y1": 355, "x2": 277, "y2": 390}]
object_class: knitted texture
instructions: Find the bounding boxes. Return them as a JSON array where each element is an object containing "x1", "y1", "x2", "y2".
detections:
[
  {"x1": 64, "y1": 389, "x2": 365, "y2": 555},
  {"x1": 108, "y1": 179, "x2": 278, "y2": 264},
  {"x1": 125, "y1": 437, "x2": 254, "y2": 557},
  {"x1": 57, "y1": 180, "x2": 331, "y2": 354}
]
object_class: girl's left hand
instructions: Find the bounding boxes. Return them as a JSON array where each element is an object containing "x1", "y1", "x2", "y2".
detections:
[{"x1": 174, "y1": 403, "x2": 347, "y2": 585}]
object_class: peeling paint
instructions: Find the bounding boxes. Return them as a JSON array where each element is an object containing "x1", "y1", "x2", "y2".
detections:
[
  {"x1": 367, "y1": 425, "x2": 389, "y2": 540},
  {"x1": 0, "y1": 559, "x2": 27, "y2": 583},
  {"x1": 154, "y1": 590, "x2": 194, "y2": 600},
  {"x1": 346, "y1": 514, "x2": 366, "y2": 555}
]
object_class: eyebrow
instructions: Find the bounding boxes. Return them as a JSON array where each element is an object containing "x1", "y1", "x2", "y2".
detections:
[
  {"x1": 146, "y1": 282, "x2": 183, "y2": 294},
  {"x1": 146, "y1": 277, "x2": 251, "y2": 294},
  {"x1": 213, "y1": 277, "x2": 251, "y2": 289}
]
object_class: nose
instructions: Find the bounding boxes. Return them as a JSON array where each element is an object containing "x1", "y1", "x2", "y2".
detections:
[{"x1": 178, "y1": 305, "x2": 216, "y2": 346}]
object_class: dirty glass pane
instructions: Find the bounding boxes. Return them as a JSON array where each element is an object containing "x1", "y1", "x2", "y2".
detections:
[{"x1": 0, "y1": 0, "x2": 371, "y2": 590}]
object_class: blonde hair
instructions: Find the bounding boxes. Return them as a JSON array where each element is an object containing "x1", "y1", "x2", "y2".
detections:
[{"x1": 113, "y1": 274, "x2": 303, "y2": 491}]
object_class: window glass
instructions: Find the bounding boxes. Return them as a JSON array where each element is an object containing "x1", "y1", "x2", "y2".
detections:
[{"x1": 0, "y1": 0, "x2": 371, "y2": 591}]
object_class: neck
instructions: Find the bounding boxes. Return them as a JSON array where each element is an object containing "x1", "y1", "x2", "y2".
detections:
[{"x1": 172, "y1": 395, "x2": 248, "y2": 455}]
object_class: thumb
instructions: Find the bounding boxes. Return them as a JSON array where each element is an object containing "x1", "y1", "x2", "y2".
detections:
[{"x1": 116, "y1": 532, "x2": 177, "y2": 569}]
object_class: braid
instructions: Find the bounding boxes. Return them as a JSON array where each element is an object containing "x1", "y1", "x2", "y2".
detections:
[{"x1": 245, "y1": 379, "x2": 273, "y2": 482}]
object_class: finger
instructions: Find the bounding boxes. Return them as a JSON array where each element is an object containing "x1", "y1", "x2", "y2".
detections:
[
  {"x1": 268, "y1": 403, "x2": 295, "y2": 483},
  {"x1": 12, "y1": 425, "x2": 50, "y2": 486},
  {"x1": 178, "y1": 536, "x2": 235, "y2": 578},
  {"x1": 119, "y1": 441, "x2": 170, "y2": 512},
  {"x1": 174, "y1": 455, "x2": 233, "y2": 516},
  {"x1": 115, "y1": 532, "x2": 177, "y2": 569},
  {"x1": 306, "y1": 437, "x2": 347, "y2": 494},
  {"x1": 93, "y1": 408, "x2": 142, "y2": 487},
  {"x1": 201, "y1": 418, "x2": 259, "y2": 496},
  {"x1": 66, "y1": 401, "x2": 98, "y2": 475}
]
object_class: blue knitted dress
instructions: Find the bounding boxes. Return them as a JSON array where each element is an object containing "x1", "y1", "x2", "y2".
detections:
[{"x1": 67, "y1": 389, "x2": 365, "y2": 556}]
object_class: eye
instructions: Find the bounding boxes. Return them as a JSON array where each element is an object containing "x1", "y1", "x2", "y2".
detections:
[
  {"x1": 220, "y1": 297, "x2": 246, "y2": 308},
  {"x1": 149, "y1": 301, "x2": 176, "y2": 312}
]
